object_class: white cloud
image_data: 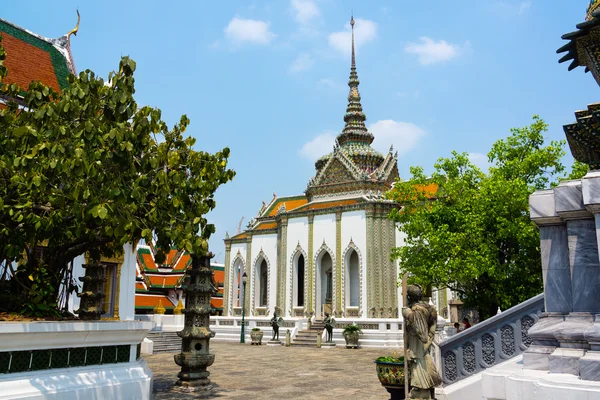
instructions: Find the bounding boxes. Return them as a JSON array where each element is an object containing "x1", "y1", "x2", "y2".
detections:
[
  {"x1": 289, "y1": 53, "x2": 314, "y2": 73},
  {"x1": 224, "y1": 17, "x2": 276, "y2": 45},
  {"x1": 518, "y1": 1, "x2": 532, "y2": 14},
  {"x1": 299, "y1": 131, "x2": 336, "y2": 161},
  {"x1": 299, "y1": 120, "x2": 427, "y2": 161},
  {"x1": 405, "y1": 37, "x2": 469, "y2": 66},
  {"x1": 291, "y1": 0, "x2": 320, "y2": 24},
  {"x1": 328, "y1": 18, "x2": 377, "y2": 56},
  {"x1": 468, "y1": 152, "x2": 492, "y2": 172},
  {"x1": 369, "y1": 120, "x2": 426, "y2": 155}
]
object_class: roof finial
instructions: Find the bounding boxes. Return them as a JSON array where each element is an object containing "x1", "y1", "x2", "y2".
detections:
[
  {"x1": 67, "y1": 10, "x2": 80, "y2": 43},
  {"x1": 350, "y1": 13, "x2": 356, "y2": 69}
]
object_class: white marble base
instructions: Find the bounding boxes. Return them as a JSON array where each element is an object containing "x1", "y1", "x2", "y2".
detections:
[
  {"x1": 523, "y1": 345, "x2": 555, "y2": 371},
  {"x1": 0, "y1": 360, "x2": 153, "y2": 400},
  {"x1": 549, "y1": 347, "x2": 586, "y2": 375},
  {"x1": 266, "y1": 340, "x2": 282, "y2": 346},
  {"x1": 580, "y1": 351, "x2": 600, "y2": 381},
  {"x1": 321, "y1": 342, "x2": 337, "y2": 348}
]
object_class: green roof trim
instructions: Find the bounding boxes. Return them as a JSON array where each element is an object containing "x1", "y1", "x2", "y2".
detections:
[{"x1": 0, "y1": 20, "x2": 71, "y2": 90}]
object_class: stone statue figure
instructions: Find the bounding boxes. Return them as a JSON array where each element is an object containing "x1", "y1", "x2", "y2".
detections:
[
  {"x1": 402, "y1": 284, "x2": 442, "y2": 399},
  {"x1": 323, "y1": 312, "x2": 335, "y2": 343},
  {"x1": 270, "y1": 311, "x2": 284, "y2": 341}
]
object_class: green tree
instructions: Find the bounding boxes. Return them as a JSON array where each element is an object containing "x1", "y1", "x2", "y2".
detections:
[
  {"x1": 388, "y1": 116, "x2": 586, "y2": 320},
  {"x1": 0, "y1": 38, "x2": 235, "y2": 316}
]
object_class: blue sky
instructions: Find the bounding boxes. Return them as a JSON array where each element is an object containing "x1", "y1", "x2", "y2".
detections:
[{"x1": 3, "y1": 1, "x2": 598, "y2": 262}]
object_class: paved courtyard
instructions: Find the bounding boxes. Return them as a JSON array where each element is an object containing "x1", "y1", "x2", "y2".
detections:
[{"x1": 147, "y1": 341, "x2": 398, "y2": 399}]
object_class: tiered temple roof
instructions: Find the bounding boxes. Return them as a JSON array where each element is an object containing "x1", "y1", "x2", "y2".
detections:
[
  {"x1": 306, "y1": 16, "x2": 399, "y2": 200},
  {"x1": 228, "y1": 16, "x2": 401, "y2": 240},
  {"x1": 0, "y1": 14, "x2": 78, "y2": 97},
  {"x1": 134, "y1": 245, "x2": 224, "y2": 313}
]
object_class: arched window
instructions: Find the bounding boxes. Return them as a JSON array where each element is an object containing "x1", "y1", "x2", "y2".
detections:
[{"x1": 317, "y1": 252, "x2": 333, "y2": 316}]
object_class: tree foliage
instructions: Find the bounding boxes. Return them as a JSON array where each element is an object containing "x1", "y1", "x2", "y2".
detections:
[
  {"x1": 0, "y1": 37, "x2": 235, "y2": 315},
  {"x1": 388, "y1": 116, "x2": 587, "y2": 319}
]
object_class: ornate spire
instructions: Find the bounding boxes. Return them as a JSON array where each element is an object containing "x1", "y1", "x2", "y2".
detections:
[{"x1": 336, "y1": 15, "x2": 374, "y2": 147}]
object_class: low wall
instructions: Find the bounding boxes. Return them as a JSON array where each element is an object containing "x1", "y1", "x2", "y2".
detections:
[{"x1": 0, "y1": 321, "x2": 153, "y2": 400}]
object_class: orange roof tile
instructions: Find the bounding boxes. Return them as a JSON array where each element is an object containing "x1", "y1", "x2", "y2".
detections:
[
  {"x1": 297, "y1": 199, "x2": 359, "y2": 211},
  {"x1": 173, "y1": 254, "x2": 191, "y2": 271},
  {"x1": 231, "y1": 233, "x2": 247, "y2": 240},
  {"x1": 135, "y1": 294, "x2": 174, "y2": 309},
  {"x1": 147, "y1": 275, "x2": 182, "y2": 288},
  {"x1": 211, "y1": 298, "x2": 223, "y2": 309},
  {"x1": 135, "y1": 282, "x2": 147, "y2": 291},
  {"x1": 256, "y1": 221, "x2": 277, "y2": 231},
  {"x1": 267, "y1": 198, "x2": 308, "y2": 216}
]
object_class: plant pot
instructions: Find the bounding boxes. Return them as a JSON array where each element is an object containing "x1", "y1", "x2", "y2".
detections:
[
  {"x1": 343, "y1": 331, "x2": 360, "y2": 348},
  {"x1": 374, "y1": 360, "x2": 406, "y2": 400},
  {"x1": 250, "y1": 330, "x2": 263, "y2": 345}
]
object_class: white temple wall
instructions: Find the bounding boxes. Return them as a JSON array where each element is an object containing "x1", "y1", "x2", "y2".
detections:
[
  {"x1": 395, "y1": 224, "x2": 407, "y2": 315},
  {"x1": 250, "y1": 234, "x2": 277, "y2": 313},
  {"x1": 313, "y1": 214, "x2": 336, "y2": 251},
  {"x1": 286, "y1": 217, "x2": 309, "y2": 315},
  {"x1": 341, "y1": 210, "x2": 367, "y2": 315},
  {"x1": 228, "y1": 242, "x2": 247, "y2": 313},
  {"x1": 119, "y1": 243, "x2": 137, "y2": 321}
]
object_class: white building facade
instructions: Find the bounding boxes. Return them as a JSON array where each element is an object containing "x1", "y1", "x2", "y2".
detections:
[{"x1": 223, "y1": 18, "x2": 408, "y2": 321}]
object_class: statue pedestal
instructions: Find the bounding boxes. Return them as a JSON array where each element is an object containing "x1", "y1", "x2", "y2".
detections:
[
  {"x1": 321, "y1": 342, "x2": 336, "y2": 348},
  {"x1": 267, "y1": 340, "x2": 282, "y2": 346}
]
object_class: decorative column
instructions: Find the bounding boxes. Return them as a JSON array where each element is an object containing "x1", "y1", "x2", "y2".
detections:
[
  {"x1": 223, "y1": 241, "x2": 232, "y2": 316},
  {"x1": 278, "y1": 216, "x2": 288, "y2": 314},
  {"x1": 335, "y1": 211, "x2": 342, "y2": 318},
  {"x1": 365, "y1": 206, "x2": 375, "y2": 317},
  {"x1": 307, "y1": 213, "x2": 314, "y2": 316},
  {"x1": 174, "y1": 253, "x2": 216, "y2": 391},
  {"x1": 245, "y1": 235, "x2": 252, "y2": 315},
  {"x1": 76, "y1": 262, "x2": 106, "y2": 320}
]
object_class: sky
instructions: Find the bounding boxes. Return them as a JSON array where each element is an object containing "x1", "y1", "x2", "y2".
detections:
[{"x1": 3, "y1": 1, "x2": 599, "y2": 262}]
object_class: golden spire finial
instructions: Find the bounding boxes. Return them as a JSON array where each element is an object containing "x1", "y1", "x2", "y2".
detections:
[
  {"x1": 350, "y1": 13, "x2": 356, "y2": 68},
  {"x1": 67, "y1": 10, "x2": 81, "y2": 42}
]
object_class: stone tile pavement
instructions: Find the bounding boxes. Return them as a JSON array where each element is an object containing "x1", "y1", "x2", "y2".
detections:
[{"x1": 146, "y1": 341, "x2": 399, "y2": 399}]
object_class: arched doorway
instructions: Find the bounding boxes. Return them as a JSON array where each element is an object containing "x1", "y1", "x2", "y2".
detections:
[
  {"x1": 294, "y1": 254, "x2": 305, "y2": 308},
  {"x1": 255, "y1": 259, "x2": 268, "y2": 307},
  {"x1": 316, "y1": 252, "x2": 333, "y2": 318},
  {"x1": 231, "y1": 258, "x2": 244, "y2": 310},
  {"x1": 345, "y1": 249, "x2": 359, "y2": 308}
]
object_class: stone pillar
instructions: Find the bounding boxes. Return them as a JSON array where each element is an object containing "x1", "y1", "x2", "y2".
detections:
[
  {"x1": 365, "y1": 206, "x2": 375, "y2": 318},
  {"x1": 524, "y1": 187, "x2": 572, "y2": 370},
  {"x1": 174, "y1": 253, "x2": 216, "y2": 391},
  {"x1": 335, "y1": 211, "x2": 342, "y2": 318},
  {"x1": 577, "y1": 172, "x2": 600, "y2": 380},
  {"x1": 278, "y1": 216, "x2": 288, "y2": 315},
  {"x1": 76, "y1": 262, "x2": 106, "y2": 320},
  {"x1": 245, "y1": 235, "x2": 252, "y2": 315},
  {"x1": 307, "y1": 214, "x2": 314, "y2": 316}
]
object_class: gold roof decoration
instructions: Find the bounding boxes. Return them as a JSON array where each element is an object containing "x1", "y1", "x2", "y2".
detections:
[{"x1": 587, "y1": 0, "x2": 600, "y2": 21}]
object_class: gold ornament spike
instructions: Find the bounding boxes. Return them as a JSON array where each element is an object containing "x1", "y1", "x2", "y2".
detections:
[
  {"x1": 174, "y1": 299, "x2": 184, "y2": 315},
  {"x1": 67, "y1": 10, "x2": 81, "y2": 42},
  {"x1": 153, "y1": 299, "x2": 166, "y2": 315}
]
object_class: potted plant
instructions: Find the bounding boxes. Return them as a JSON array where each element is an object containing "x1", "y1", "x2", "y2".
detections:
[
  {"x1": 342, "y1": 323, "x2": 363, "y2": 348},
  {"x1": 374, "y1": 353, "x2": 406, "y2": 400},
  {"x1": 250, "y1": 328, "x2": 264, "y2": 345}
]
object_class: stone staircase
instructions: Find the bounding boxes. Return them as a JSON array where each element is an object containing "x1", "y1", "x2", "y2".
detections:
[
  {"x1": 291, "y1": 320, "x2": 325, "y2": 347},
  {"x1": 146, "y1": 331, "x2": 181, "y2": 354}
]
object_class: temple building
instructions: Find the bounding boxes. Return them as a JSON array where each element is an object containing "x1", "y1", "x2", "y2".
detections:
[
  {"x1": 134, "y1": 244, "x2": 225, "y2": 315},
  {"x1": 223, "y1": 17, "x2": 406, "y2": 320}
]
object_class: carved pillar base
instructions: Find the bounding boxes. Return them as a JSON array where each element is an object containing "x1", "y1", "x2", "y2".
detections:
[
  {"x1": 523, "y1": 312, "x2": 564, "y2": 370},
  {"x1": 548, "y1": 312, "x2": 593, "y2": 375}
]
